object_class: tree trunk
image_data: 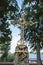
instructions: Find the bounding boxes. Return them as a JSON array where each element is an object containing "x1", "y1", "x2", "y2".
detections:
[{"x1": 37, "y1": 43, "x2": 42, "y2": 65}]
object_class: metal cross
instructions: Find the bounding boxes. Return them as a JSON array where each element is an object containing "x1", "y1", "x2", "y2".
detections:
[
  {"x1": 11, "y1": 12, "x2": 37, "y2": 44},
  {"x1": 10, "y1": 13, "x2": 37, "y2": 61}
]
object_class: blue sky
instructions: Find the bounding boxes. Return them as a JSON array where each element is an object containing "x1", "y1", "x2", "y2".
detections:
[
  {"x1": 16, "y1": 0, "x2": 23, "y2": 9},
  {"x1": 9, "y1": 24, "x2": 20, "y2": 53}
]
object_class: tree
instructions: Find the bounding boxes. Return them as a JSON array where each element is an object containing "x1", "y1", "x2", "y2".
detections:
[
  {"x1": 6, "y1": 52, "x2": 14, "y2": 62},
  {"x1": 21, "y1": 0, "x2": 43, "y2": 65},
  {"x1": 0, "y1": 0, "x2": 19, "y2": 61},
  {"x1": 25, "y1": 22, "x2": 43, "y2": 65},
  {"x1": 0, "y1": 19, "x2": 11, "y2": 61},
  {"x1": 0, "y1": 0, "x2": 19, "y2": 19}
]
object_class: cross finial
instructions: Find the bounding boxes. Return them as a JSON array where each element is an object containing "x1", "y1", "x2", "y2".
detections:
[{"x1": 20, "y1": 11, "x2": 25, "y2": 21}]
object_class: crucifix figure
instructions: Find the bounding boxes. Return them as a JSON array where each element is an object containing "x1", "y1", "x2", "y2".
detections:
[
  {"x1": 11, "y1": 12, "x2": 37, "y2": 64},
  {"x1": 11, "y1": 12, "x2": 36, "y2": 44}
]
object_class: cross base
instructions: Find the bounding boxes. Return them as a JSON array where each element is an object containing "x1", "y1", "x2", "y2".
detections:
[{"x1": 15, "y1": 44, "x2": 29, "y2": 65}]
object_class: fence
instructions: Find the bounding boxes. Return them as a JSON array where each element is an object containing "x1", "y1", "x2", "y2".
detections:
[
  {"x1": 0, "y1": 62, "x2": 43, "y2": 65},
  {"x1": 0, "y1": 62, "x2": 14, "y2": 65}
]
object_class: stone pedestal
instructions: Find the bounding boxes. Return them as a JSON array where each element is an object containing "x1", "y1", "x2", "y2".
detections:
[{"x1": 15, "y1": 44, "x2": 29, "y2": 65}]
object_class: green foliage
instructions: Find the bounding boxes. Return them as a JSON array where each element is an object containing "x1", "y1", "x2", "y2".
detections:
[
  {"x1": 6, "y1": 52, "x2": 14, "y2": 62},
  {"x1": 0, "y1": 19, "x2": 12, "y2": 61},
  {"x1": 0, "y1": 0, "x2": 19, "y2": 61},
  {"x1": 23, "y1": 0, "x2": 43, "y2": 51},
  {"x1": 25, "y1": 22, "x2": 43, "y2": 50},
  {"x1": 0, "y1": 52, "x2": 14, "y2": 62},
  {"x1": 0, "y1": 0, "x2": 19, "y2": 19}
]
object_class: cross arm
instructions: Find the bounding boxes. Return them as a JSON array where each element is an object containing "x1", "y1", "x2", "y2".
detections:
[
  {"x1": 25, "y1": 21, "x2": 37, "y2": 26},
  {"x1": 10, "y1": 20, "x2": 19, "y2": 24}
]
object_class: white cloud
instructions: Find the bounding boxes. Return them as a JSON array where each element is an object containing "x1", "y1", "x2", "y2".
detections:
[
  {"x1": 10, "y1": 36, "x2": 20, "y2": 53},
  {"x1": 9, "y1": 24, "x2": 20, "y2": 53}
]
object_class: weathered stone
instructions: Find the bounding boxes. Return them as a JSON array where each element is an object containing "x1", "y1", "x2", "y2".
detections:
[{"x1": 15, "y1": 44, "x2": 29, "y2": 65}]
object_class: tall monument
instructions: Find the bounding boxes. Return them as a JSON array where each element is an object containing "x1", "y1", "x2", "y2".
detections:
[{"x1": 11, "y1": 12, "x2": 36, "y2": 65}]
